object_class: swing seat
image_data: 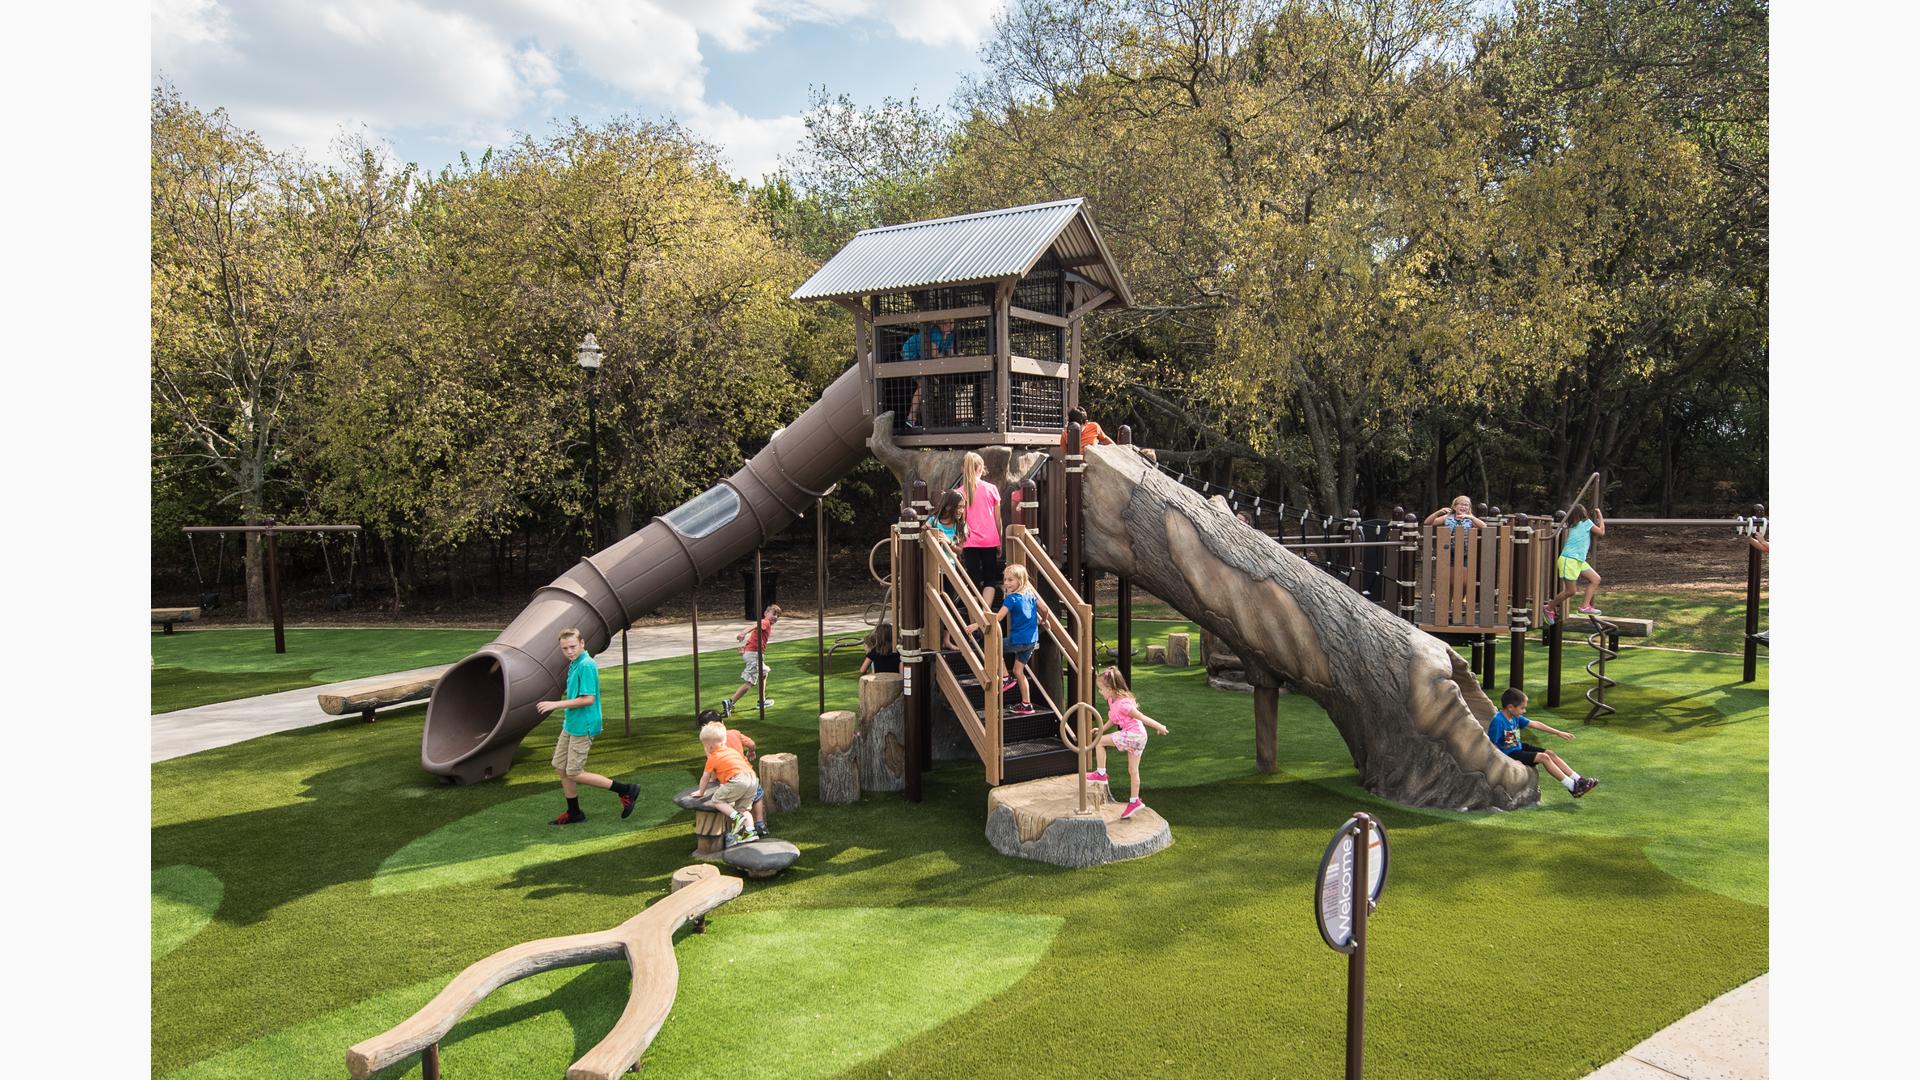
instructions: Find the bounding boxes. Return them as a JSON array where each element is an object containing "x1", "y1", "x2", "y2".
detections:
[
  {"x1": 199, "y1": 591, "x2": 223, "y2": 611},
  {"x1": 330, "y1": 591, "x2": 355, "y2": 612}
]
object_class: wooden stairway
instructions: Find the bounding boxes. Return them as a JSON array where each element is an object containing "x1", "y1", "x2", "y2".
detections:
[{"x1": 930, "y1": 649, "x2": 1080, "y2": 783}]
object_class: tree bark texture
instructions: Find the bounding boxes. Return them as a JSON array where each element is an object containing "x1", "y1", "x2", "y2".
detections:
[
  {"x1": 758, "y1": 752, "x2": 800, "y2": 814},
  {"x1": 818, "y1": 710, "x2": 860, "y2": 804},
  {"x1": 856, "y1": 673, "x2": 906, "y2": 793}
]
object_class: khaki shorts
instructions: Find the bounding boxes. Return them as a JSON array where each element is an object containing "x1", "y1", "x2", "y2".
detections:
[
  {"x1": 551, "y1": 732, "x2": 594, "y2": 775},
  {"x1": 740, "y1": 652, "x2": 770, "y2": 686},
  {"x1": 708, "y1": 775, "x2": 756, "y2": 814}
]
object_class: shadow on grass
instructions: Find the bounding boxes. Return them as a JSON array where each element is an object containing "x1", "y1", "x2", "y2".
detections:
[{"x1": 1582, "y1": 680, "x2": 1762, "y2": 742}]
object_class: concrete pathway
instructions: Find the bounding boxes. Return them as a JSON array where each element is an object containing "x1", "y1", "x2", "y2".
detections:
[
  {"x1": 151, "y1": 615, "x2": 873, "y2": 763},
  {"x1": 1586, "y1": 975, "x2": 1767, "y2": 1079}
]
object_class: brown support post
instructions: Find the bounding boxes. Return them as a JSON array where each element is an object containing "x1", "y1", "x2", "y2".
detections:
[
  {"x1": 1547, "y1": 511, "x2": 1566, "y2": 707},
  {"x1": 1253, "y1": 685, "x2": 1278, "y2": 773},
  {"x1": 1117, "y1": 429, "x2": 1134, "y2": 687},
  {"x1": 622, "y1": 628, "x2": 630, "y2": 736},
  {"x1": 1065, "y1": 420, "x2": 1085, "y2": 715},
  {"x1": 421, "y1": 1043, "x2": 440, "y2": 1080},
  {"x1": 817, "y1": 493, "x2": 828, "y2": 717},
  {"x1": 1397, "y1": 513, "x2": 1419, "y2": 624},
  {"x1": 265, "y1": 522, "x2": 285, "y2": 654},
  {"x1": 1509, "y1": 513, "x2": 1531, "y2": 694},
  {"x1": 691, "y1": 588, "x2": 701, "y2": 719},
  {"x1": 898, "y1": 488, "x2": 927, "y2": 802},
  {"x1": 994, "y1": 282, "x2": 1013, "y2": 430},
  {"x1": 1347, "y1": 814, "x2": 1372, "y2": 1080},
  {"x1": 1744, "y1": 503, "x2": 1765, "y2": 683}
]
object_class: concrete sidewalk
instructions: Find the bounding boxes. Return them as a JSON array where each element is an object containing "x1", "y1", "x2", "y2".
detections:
[
  {"x1": 151, "y1": 615, "x2": 873, "y2": 763},
  {"x1": 1586, "y1": 974, "x2": 1767, "y2": 1079}
]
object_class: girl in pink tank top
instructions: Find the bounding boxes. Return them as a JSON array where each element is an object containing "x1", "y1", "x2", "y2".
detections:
[{"x1": 1087, "y1": 666, "x2": 1170, "y2": 819}]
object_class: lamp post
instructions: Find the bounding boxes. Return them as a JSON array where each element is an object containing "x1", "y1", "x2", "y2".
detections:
[{"x1": 577, "y1": 333, "x2": 603, "y2": 551}]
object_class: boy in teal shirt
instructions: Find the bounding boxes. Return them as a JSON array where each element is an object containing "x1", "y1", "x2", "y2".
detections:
[
  {"x1": 536, "y1": 628, "x2": 641, "y2": 825},
  {"x1": 1488, "y1": 688, "x2": 1597, "y2": 798}
]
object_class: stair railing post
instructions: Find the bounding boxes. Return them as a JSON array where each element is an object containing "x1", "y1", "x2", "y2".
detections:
[{"x1": 1064, "y1": 420, "x2": 1085, "y2": 718}]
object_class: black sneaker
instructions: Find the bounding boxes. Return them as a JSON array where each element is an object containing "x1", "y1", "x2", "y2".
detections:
[
  {"x1": 1572, "y1": 777, "x2": 1598, "y2": 798},
  {"x1": 618, "y1": 784, "x2": 637, "y2": 819},
  {"x1": 754, "y1": 826, "x2": 770, "y2": 840},
  {"x1": 721, "y1": 699, "x2": 734, "y2": 718},
  {"x1": 549, "y1": 810, "x2": 587, "y2": 826}
]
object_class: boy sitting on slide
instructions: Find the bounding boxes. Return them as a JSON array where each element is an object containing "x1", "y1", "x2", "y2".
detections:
[{"x1": 1487, "y1": 689, "x2": 1598, "y2": 798}]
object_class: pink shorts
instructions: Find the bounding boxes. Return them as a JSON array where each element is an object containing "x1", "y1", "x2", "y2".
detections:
[{"x1": 1109, "y1": 727, "x2": 1148, "y2": 754}]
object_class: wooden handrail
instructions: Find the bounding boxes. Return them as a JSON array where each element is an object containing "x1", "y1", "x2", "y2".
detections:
[
  {"x1": 931, "y1": 654, "x2": 993, "y2": 779},
  {"x1": 346, "y1": 866, "x2": 741, "y2": 1080},
  {"x1": 923, "y1": 525, "x2": 1001, "y2": 767}
]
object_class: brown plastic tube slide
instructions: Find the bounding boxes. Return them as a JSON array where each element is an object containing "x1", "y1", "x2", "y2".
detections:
[{"x1": 421, "y1": 366, "x2": 872, "y2": 782}]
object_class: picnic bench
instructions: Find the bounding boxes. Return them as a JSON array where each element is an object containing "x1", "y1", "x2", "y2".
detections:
[
  {"x1": 318, "y1": 672, "x2": 443, "y2": 723},
  {"x1": 151, "y1": 607, "x2": 200, "y2": 634}
]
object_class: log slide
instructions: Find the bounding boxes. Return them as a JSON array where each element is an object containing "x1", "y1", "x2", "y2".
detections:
[
  {"x1": 345, "y1": 864, "x2": 742, "y2": 1080},
  {"x1": 871, "y1": 425, "x2": 1538, "y2": 811}
]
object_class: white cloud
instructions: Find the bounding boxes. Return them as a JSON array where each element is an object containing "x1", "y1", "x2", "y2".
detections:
[{"x1": 151, "y1": 1, "x2": 1003, "y2": 179}]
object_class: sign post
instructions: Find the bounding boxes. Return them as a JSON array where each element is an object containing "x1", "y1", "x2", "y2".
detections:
[{"x1": 1315, "y1": 813, "x2": 1389, "y2": 1080}]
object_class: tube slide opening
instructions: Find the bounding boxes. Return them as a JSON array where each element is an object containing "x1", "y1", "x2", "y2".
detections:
[{"x1": 424, "y1": 654, "x2": 506, "y2": 766}]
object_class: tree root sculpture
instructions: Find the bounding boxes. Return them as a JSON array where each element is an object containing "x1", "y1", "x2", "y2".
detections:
[{"x1": 345, "y1": 865, "x2": 742, "y2": 1079}]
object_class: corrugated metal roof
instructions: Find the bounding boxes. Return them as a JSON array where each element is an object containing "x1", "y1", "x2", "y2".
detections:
[{"x1": 791, "y1": 198, "x2": 1132, "y2": 307}]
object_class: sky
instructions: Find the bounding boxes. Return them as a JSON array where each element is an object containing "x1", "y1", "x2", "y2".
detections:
[{"x1": 150, "y1": 0, "x2": 1003, "y2": 181}]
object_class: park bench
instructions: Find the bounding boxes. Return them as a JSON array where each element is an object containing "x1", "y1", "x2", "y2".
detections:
[
  {"x1": 317, "y1": 672, "x2": 443, "y2": 723},
  {"x1": 151, "y1": 607, "x2": 200, "y2": 634}
]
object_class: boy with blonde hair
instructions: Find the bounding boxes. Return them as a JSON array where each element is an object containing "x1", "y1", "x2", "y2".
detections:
[
  {"x1": 693, "y1": 721, "x2": 760, "y2": 845},
  {"x1": 536, "y1": 628, "x2": 641, "y2": 825}
]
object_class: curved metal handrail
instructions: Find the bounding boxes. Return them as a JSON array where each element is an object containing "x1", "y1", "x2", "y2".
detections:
[
  {"x1": 1056, "y1": 700, "x2": 1114, "y2": 816},
  {"x1": 869, "y1": 537, "x2": 893, "y2": 586}
]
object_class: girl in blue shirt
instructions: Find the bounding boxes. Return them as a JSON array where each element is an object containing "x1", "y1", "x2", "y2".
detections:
[{"x1": 968, "y1": 563, "x2": 1041, "y2": 715}]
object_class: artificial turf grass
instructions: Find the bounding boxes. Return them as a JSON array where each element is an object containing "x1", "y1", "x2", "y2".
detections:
[
  {"x1": 149, "y1": 627, "x2": 497, "y2": 712},
  {"x1": 153, "y1": 632, "x2": 1767, "y2": 1079}
]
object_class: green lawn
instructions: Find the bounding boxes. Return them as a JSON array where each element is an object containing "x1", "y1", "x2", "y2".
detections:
[
  {"x1": 150, "y1": 628, "x2": 497, "y2": 712},
  {"x1": 152, "y1": 626, "x2": 1767, "y2": 1079}
]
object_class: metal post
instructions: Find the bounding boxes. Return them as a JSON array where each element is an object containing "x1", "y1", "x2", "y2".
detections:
[
  {"x1": 691, "y1": 588, "x2": 701, "y2": 720},
  {"x1": 586, "y1": 366, "x2": 601, "y2": 552},
  {"x1": 622, "y1": 628, "x2": 630, "y2": 736},
  {"x1": 422, "y1": 1043, "x2": 440, "y2": 1080},
  {"x1": 1065, "y1": 421, "x2": 1085, "y2": 715},
  {"x1": 1397, "y1": 513, "x2": 1418, "y2": 625},
  {"x1": 898, "y1": 495, "x2": 926, "y2": 803},
  {"x1": 1744, "y1": 503, "x2": 1764, "y2": 683},
  {"x1": 1547, "y1": 511, "x2": 1566, "y2": 707},
  {"x1": 817, "y1": 493, "x2": 828, "y2": 717},
  {"x1": 1348, "y1": 814, "x2": 1372, "y2": 1080},
  {"x1": 265, "y1": 522, "x2": 285, "y2": 654}
]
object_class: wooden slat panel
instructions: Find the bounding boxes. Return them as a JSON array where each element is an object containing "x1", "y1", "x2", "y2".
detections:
[
  {"x1": 871, "y1": 304, "x2": 994, "y2": 326},
  {"x1": 1008, "y1": 355, "x2": 1069, "y2": 378},
  {"x1": 1496, "y1": 523, "x2": 1514, "y2": 627},
  {"x1": 1479, "y1": 524, "x2": 1499, "y2": 627},
  {"x1": 1417, "y1": 526, "x2": 1434, "y2": 625},
  {"x1": 1435, "y1": 525, "x2": 1455, "y2": 627}
]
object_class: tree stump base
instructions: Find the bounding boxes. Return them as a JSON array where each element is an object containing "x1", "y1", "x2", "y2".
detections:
[
  {"x1": 1166, "y1": 632, "x2": 1191, "y2": 667},
  {"x1": 759, "y1": 752, "x2": 800, "y2": 814},
  {"x1": 1144, "y1": 644, "x2": 1167, "y2": 665},
  {"x1": 857, "y1": 673, "x2": 906, "y2": 793},
  {"x1": 818, "y1": 710, "x2": 860, "y2": 804},
  {"x1": 691, "y1": 809, "x2": 727, "y2": 861},
  {"x1": 983, "y1": 775, "x2": 1173, "y2": 868}
]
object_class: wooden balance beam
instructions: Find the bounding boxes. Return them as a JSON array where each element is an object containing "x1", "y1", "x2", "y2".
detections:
[
  {"x1": 151, "y1": 607, "x2": 199, "y2": 634},
  {"x1": 346, "y1": 864, "x2": 742, "y2": 1080},
  {"x1": 317, "y1": 672, "x2": 442, "y2": 723}
]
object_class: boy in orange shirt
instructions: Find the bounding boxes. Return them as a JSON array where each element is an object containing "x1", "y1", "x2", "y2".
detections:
[
  {"x1": 693, "y1": 721, "x2": 760, "y2": 845},
  {"x1": 696, "y1": 710, "x2": 767, "y2": 838}
]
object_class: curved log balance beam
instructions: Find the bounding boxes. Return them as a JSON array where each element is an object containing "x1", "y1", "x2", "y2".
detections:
[
  {"x1": 345, "y1": 865, "x2": 743, "y2": 1080},
  {"x1": 1078, "y1": 444, "x2": 1535, "y2": 810}
]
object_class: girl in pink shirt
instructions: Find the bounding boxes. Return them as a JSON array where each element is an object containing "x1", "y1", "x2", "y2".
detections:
[
  {"x1": 955, "y1": 450, "x2": 1003, "y2": 591},
  {"x1": 1086, "y1": 666, "x2": 1170, "y2": 819}
]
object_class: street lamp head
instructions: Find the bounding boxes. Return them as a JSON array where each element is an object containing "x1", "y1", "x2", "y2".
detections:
[{"x1": 576, "y1": 332, "x2": 603, "y2": 371}]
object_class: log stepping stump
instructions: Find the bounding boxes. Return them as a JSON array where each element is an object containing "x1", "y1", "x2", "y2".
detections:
[
  {"x1": 1165, "y1": 632, "x2": 1191, "y2": 668},
  {"x1": 759, "y1": 752, "x2": 800, "y2": 814},
  {"x1": 818, "y1": 710, "x2": 860, "y2": 804},
  {"x1": 857, "y1": 673, "x2": 906, "y2": 793},
  {"x1": 1144, "y1": 644, "x2": 1167, "y2": 665},
  {"x1": 983, "y1": 774, "x2": 1173, "y2": 868},
  {"x1": 674, "y1": 787, "x2": 733, "y2": 861}
]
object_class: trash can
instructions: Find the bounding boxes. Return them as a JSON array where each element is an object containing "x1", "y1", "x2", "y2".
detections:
[{"x1": 741, "y1": 569, "x2": 780, "y2": 620}]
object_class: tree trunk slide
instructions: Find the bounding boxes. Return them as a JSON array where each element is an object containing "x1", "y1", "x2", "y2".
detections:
[
  {"x1": 318, "y1": 674, "x2": 441, "y2": 720},
  {"x1": 759, "y1": 752, "x2": 800, "y2": 813},
  {"x1": 818, "y1": 710, "x2": 860, "y2": 804},
  {"x1": 857, "y1": 673, "x2": 906, "y2": 793},
  {"x1": 344, "y1": 864, "x2": 743, "y2": 1080},
  {"x1": 1078, "y1": 444, "x2": 1535, "y2": 810}
]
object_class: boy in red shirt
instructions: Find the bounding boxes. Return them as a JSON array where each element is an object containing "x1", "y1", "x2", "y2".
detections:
[
  {"x1": 693, "y1": 721, "x2": 760, "y2": 845},
  {"x1": 723, "y1": 604, "x2": 781, "y2": 717}
]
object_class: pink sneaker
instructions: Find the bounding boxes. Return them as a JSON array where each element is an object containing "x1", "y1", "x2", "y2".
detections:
[
  {"x1": 1578, "y1": 606, "x2": 1603, "y2": 616},
  {"x1": 1085, "y1": 769, "x2": 1108, "y2": 782},
  {"x1": 1121, "y1": 798, "x2": 1144, "y2": 820}
]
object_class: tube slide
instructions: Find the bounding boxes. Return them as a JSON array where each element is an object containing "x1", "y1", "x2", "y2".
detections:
[{"x1": 422, "y1": 366, "x2": 872, "y2": 782}]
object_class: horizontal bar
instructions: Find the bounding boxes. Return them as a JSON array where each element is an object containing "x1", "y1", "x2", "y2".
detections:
[
  {"x1": 1599, "y1": 518, "x2": 1761, "y2": 526},
  {"x1": 1279, "y1": 540, "x2": 1402, "y2": 549},
  {"x1": 873, "y1": 354, "x2": 994, "y2": 377},
  {"x1": 871, "y1": 304, "x2": 994, "y2": 327},
  {"x1": 182, "y1": 525, "x2": 361, "y2": 533},
  {"x1": 1008, "y1": 305, "x2": 1069, "y2": 328}
]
